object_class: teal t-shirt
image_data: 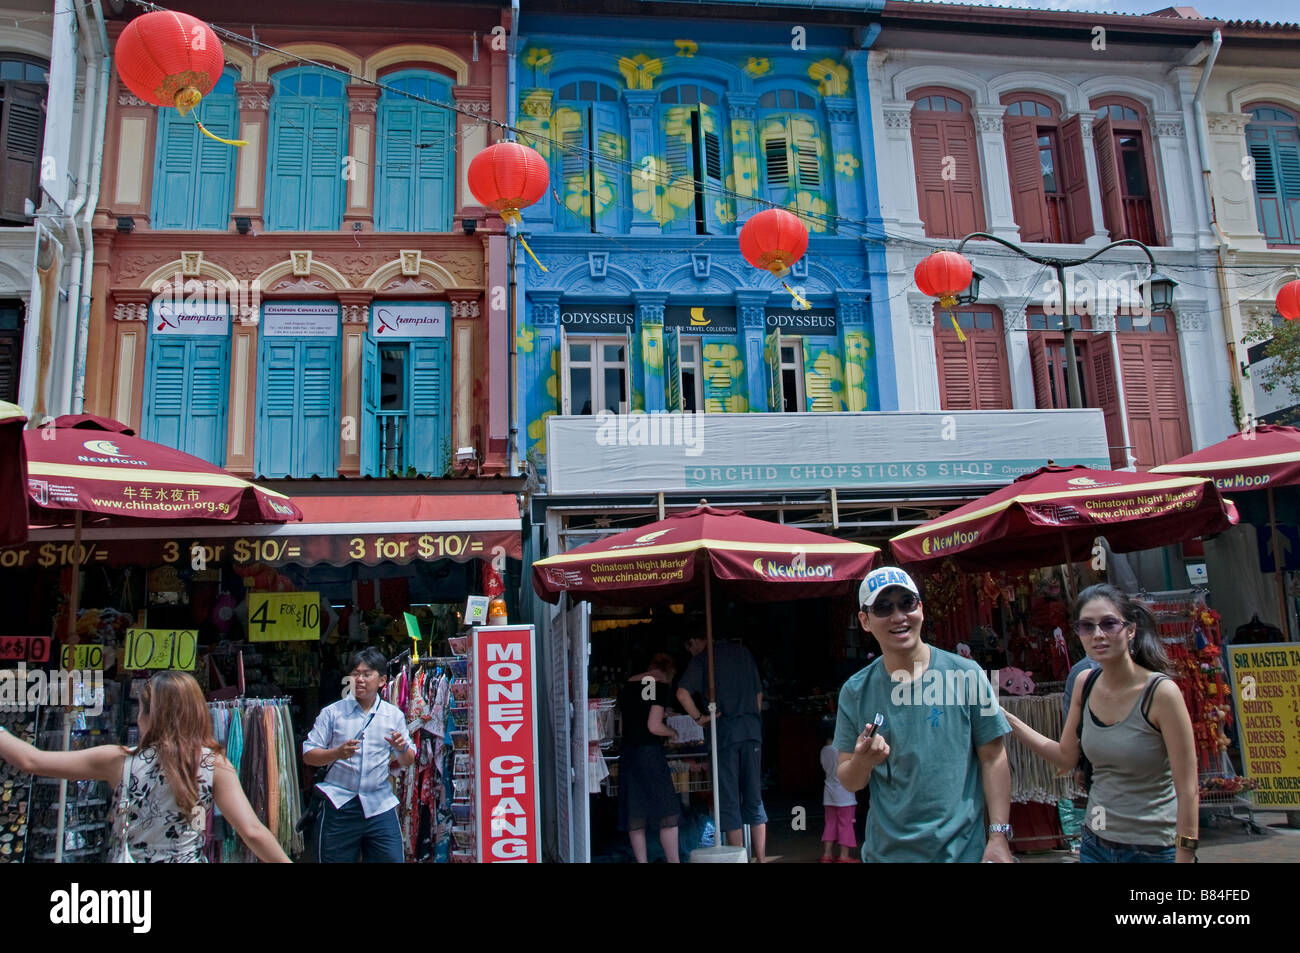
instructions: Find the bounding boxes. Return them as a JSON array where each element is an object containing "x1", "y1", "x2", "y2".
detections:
[{"x1": 833, "y1": 647, "x2": 1010, "y2": 863}]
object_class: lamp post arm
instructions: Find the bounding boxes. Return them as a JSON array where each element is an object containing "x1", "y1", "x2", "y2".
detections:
[{"x1": 954, "y1": 233, "x2": 1156, "y2": 275}]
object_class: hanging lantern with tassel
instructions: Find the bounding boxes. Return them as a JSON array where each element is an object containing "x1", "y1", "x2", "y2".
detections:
[
  {"x1": 915, "y1": 250, "x2": 975, "y2": 343},
  {"x1": 468, "y1": 141, "x2": 551, "y2": 271},
  {"x1": 1277, "y1": 279, "x2": 1300, "y2": 322},
  {"x1": 115, "y1": 10, "x2": 246, "y2": 146},
  {"x1": 739, "y1": 208, "x2": 811, "y2": 308}
]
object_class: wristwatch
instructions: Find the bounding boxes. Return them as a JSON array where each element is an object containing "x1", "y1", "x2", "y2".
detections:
[
  {"x1": 1175, "y1": 834, "x2": 1198, "y2": 850},
  {"x1": 988, "y1": 824, "x2": 1013, "y2": 838}
]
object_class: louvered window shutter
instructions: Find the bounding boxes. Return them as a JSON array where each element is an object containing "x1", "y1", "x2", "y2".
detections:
[
  {"x1": 306, "y1": 102, "x2": 346, "y2": 231},
  {"x1": 1276, "y1": 129, "x2": 1300, "y2": 245},
  {"x1": 0, "y1": 332, "x2": 17, "y2": 403},
  {"x1": 258, "y1": 342, "x2": 299, "y2": 477},
  {"x1": 267, "y1": 102, "x2": 308, "y2": 230},
  {"x1": 911, "y1": 112, "x2": 951, "y2": 238},
  {"x1": 804, "y1": 346, "x2": 837, "y2": 412},
  {"x1": 765, "y1": 330, "x2": 782, "y2": 412},
  {"x1": 1091, "y1": 340, "x2": 1128, "y2": 469},
  {"x1": 299, "y1": 341, "x2": 338, "y2": 475},
  {"x1": 1147, "y1": 339, "x2": 1191, "y2": 464},
  {"x1": 1028, "y1": 334, "x2": 1052, "y2": 409},
  {"x1": 665, "y1": 327, "x2": 682, "y2": 412},
  {"x1": 408, "y1": 340, "x2": 448, "y2": 476},
  {"x1": 153, "y1": 109, "x2": 199, "y2": 229},
  {"x1": 698, "y1": 102, "x2": 728, "y2": 234},
  {"x1": 377, "y1": 102, "x2": 416, "y2": 231},
  {"x1": 1060, "y1": 115, "x2": 1095, "y2": 242},
  {"x1": 660, "y1": 106, "x2": 695, "y2": 234},
  {"x1": 702, "y1": 338, "x2": 734, "y2": 413},
  {"x1": 361, "y1": 332, "x2": 380, "y2": 477},
  {"x1": 144, "y1": 341, "x2": 190, "y2": 452},
  {"x1": 761, "y1": 115, "x2": 792, "y2": 206},
  {"x1": 592, "y1": 102, "x2": 624, "y2": 234},
  {"x1": 938, "y1": 337, "x2": 974, "y2": 410},
  {"x1": 972, "y1": 338, "x2": 1011, "y2": 410},
  {"x1": 414, "y1": 105, "x2": 452, "y2": 232},
  {"x1": 194, "y1": 97, "x2": 237, "y2": 229},
  {"x1": 1092, "y1": 114, "x2": 1125, "y2": 240},
  {"x1": 944, "y1": 116, "x2": 984, "y2": 235},
  {"x1": 1004, "y1": 116, "x2": 1048, "y2": 243},
  {"x1": 188, "y1": 340, "x2": 229, "y2": 465},
  {"x1": 1, "y1": 82, "x2": 43, "y2": 222},
  {"x1": 555, "y1": 103, "x2": 591, "y2": 233}
]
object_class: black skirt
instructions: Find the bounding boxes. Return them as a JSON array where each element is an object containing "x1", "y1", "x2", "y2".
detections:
[{"x1": 617, "y1": 745, "x2": 681, "y2": 832}]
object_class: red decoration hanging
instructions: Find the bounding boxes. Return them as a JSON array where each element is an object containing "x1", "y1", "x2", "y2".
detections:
[
  {"x1": 467, "y1": 141, "x2": 551, "y2": 270},
  {"x1": 115, "y1": 11, "x2": 244, "y2": 146},
  {"x1": 1277, "y1": 279, "x2": 1300, "y2": 321},
  {"x1": 914, "y1": 250, "x2": 974, "y2": 343},
  {"x1": 739, "y1": 208, "x2": 811, "y2": 307}
]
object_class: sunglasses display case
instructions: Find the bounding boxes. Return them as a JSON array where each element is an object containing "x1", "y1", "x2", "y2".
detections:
[{"x1": 0, "y1": 709, "x2": 37, "y2": 863}]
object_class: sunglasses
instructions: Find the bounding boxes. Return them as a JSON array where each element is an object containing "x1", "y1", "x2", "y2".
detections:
[
  {"x1": 866, "y1": 594, "x2": 920, "y2": 618},
  {"x1": 1072, "y1": 617, "x2": 1129, "y2": 637}
]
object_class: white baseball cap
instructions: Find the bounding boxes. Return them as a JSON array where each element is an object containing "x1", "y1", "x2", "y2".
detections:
[{"x1": 859, "y1": 567, "x2": 920, "y2": 608}]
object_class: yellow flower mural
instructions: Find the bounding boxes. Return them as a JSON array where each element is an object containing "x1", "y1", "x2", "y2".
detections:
[
  {"x1": 523, "y1": 48, "x2": 552, "y2": 72},
  {"x1": 517, "y1": 325, "x2": 536, "y2": 353},
  {"x1": 642, "y1": 325, "x2": 664, "y2": 371},
  {"x1": 788, "y1": 191, "x2": 830, "y2": 233},
  {"x1": 632, "y1": 156, "x2": 695, "y2": 226},
  {"x1": 714, "y1": 199, "x2": 735, "y2": 224},
  {"x1": 808, "y1": 58, "x2": 849, "y2": 96},
  {"x1": 806, "y1": 352, "x2": 845, "y2": 412},
  {"x1": 516, "y1": 90, "x2": 554, "y2": 160},
  {"x1": 843, "y1": 332, "x2": 870, "y2": 411},
  {"x1": 730, "y1": 121, "x2": 753, "y2": 145},
  {"x1": 835, "y1": 153, "x2": 860, "y2": 177},
  {"x1": 702, "y1": 342, "x2": 743, "y2": 378},
  {"x1": 788, "y1": 115, "x2": 821, "y2": 147},
  {"x1": 674, "y1": 39, "x2": 698, "y2": 57},
  {"x1": 726, "y1": 154, "x2": 758, "y2": 197},
  {"x1": 618, "y1": 54, "x2": 663, "y2": 90},
  {"x1": 564, "y1": 169, "x2": 616, "y2": 219},
  {"x1": 845, "y1": 332, "x2": 869, "y2": 362},
  {"x1": 743, "y1": 57, "x2": 770, "y2": 78},
  {"x1": 663, "y1": 106, "x2": 694, "y2": 141},
  {"x1": 527, "y1": 411, "x2": 555, "y2": 454}
]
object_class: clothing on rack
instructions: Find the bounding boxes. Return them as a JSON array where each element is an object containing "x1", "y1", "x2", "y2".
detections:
[
  {"x1": 1003, "y1": 693, "x2": 1081, "y2": 804},
  {"x1": 383, "y1": 661, "x2": 454, "y2": 862}
]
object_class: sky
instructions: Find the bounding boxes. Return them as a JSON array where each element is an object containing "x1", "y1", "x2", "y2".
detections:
[{"x1": 937, "y1": 0, "x2": 1297, "y2": 22}]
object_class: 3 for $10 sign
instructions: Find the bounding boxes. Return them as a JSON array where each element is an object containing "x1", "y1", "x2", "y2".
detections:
[{"x1": 473, "y1": 625, "x2": 539, "y2": 863}]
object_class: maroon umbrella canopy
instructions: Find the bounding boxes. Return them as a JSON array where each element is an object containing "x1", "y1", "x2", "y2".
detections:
[
  {"x1": 532, "y1": 505, "x2": 879, "y2": 606},
  {"x1": 0, "y1": 402, "x2": 28, "y2": 545}
]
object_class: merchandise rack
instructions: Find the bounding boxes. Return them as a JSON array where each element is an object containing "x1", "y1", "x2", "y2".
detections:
[
  {"x1": 443, "y1": 643, "x2": 476, "y2": 864},
  {"x1": 0, "y1": 707, "x2": 38, "y2": 863}
]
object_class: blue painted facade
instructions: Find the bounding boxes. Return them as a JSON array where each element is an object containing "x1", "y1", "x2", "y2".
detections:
[{"x1": 513, "y1": 14, "x2": 892, "y2": 471}]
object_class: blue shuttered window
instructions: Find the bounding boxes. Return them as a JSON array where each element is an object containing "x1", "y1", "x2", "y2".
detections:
[
  {"x1": 408, "y1": 341, "x2": 448, "y2": 475},
  {"x1": 266, "y1": 69, "x2": 348, "y2": 231},
  {"x1": 377, "y1": 72, "x2": 454, "y2": 232},
  {"x1": 551, "y1": 82, "x2": 626, "y2": 234},
  {"x1": 143, "y1": 337, "x2": 230, "y2": 466},
  {"x1": 151, "y1": 70, "x2": 238, "y2": 230},
  {"x1": 657, "y1": 83, "x2": 729, "y2": 236},
  {"x1": 1247, "y1": 105, "x2": 1300, "y2": 246},
  {"x1": 360, "y1": 335, "x2": 449, "y2": 476},
  {"x1": 256, "y1": 333, "x2": 339, "y2": 478}
]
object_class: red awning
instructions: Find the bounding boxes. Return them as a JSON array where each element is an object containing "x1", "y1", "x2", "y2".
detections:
[{"x1": 8, "y1": 494, "x2": 522, "y2": 570}]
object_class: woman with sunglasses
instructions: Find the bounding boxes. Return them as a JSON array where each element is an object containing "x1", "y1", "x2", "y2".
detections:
[
  {"x1": 0, "y1": 670, "x2": 290, "y2": 863},
  {"x1": 1003, "y1": 583, "x2": 1198, "y2": 863}
]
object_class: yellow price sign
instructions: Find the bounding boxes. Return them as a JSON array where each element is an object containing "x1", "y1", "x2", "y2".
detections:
[
  {"x1": 123, "y1": 630, "x2": 198, "y2": 671},
  {"x1": 60, "y1": 644, "x2": 105, "y2": 670},
  {"x1": 248, "y1": 592, "x2": 321, "y2": 642}
]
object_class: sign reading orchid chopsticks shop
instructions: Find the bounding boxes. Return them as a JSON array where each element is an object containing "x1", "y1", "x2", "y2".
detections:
[
  {"x1": 474, "y1": 625, "x2": 540, "y2": 863},
  {"x1": 370, "y1": 301, "x2": 448, "y2": 339},
  {"x1": 261, "y1": 302, "x2": 339, "y2": 337}
]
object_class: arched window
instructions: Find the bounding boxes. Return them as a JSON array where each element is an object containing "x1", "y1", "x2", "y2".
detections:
[
  {"x1": 1090, "y1": 96, "x2": 1165, "y2": 246},
  {"x1": 757, "y1": 86, "x2": 832, "y2": 224},
  {"x1": 0, "y1": 54, "x2": 47, "y2": 223},
  {"x1": 552, "y1": 78, "x2": 625, "y2": 234},
  {"x1": 908, "y1": 87, "x2": 984, "y2": 238},
  {"x1": 266, "y1": 66, "x2": 348, "y2": 231},
  {"x1": 375, "y1": 70, "x2": 454, "y2": 232},
  {"x1": 657, "y1": 81, "x2": 729, "y2": 235},
  {"x1": 1000, "y1": 92, "x2": 1092, "y2": 244},
  {"x1": 1245, "y1": 102, "x2": 1300, "y2": 246},
  {"x1": 152, "y1": 68, "x2": 239, "y2": 230}
]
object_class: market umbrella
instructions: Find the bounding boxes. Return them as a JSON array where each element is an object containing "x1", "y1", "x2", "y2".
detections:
[
  {"x1": 1152, "y1": 424, "x2": 1300, "y2": 638},
  {"x1": 22, "y1": 414, "x2": 302, "y2": 861},
  {"x1": 533, "y1": 504, "x2": 879, "y2": 852},
  {"x1": 0, "y1": 401, "x2": 28, "y2": 545},
  {"x1": 889, "y1": 464, "x2": 1237, "y2": 594}
]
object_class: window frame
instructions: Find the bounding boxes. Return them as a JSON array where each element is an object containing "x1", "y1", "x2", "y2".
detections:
[
  {"x1": 999, "y1": 91, "x2": 1076, "y2": 244},
  {"x1": 1089, "y1": 95, "x2": 1165, "y2": 246},
  {"x1": 907, "y1": 85, "x2": 986, "y2": 239},
  {"x1": 756, "y1": 82, "x2": 833, "y2": 221},
  {"x1": 0, "y1": 54, "x2": 49, "y2": 224},
  {"x1": 550, "y1": 76, "x2": 626, "y2": 234},
  {"x1": 374, "y1": 68, "x2": 455, "y2": 233},
  {"x1": 562, "y1": 335, "x2": 629, "y2": 415},
  {"x1": 265, "y1": 65, "x2": 350, "y2": 232},
  {"x1": 1243, "y1": 100, "x2": 1300, "y2": 247},
  {"x1": 778, "y1": 337, "x2": 805, "y2": 413},
  {"x1": 657, "y1": 79, "x2": 730, "y2": 236},
  {"x1": 678, "y1": 335, "x2": 705, "y2": 413}
]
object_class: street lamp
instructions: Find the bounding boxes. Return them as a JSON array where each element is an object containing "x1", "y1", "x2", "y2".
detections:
[
  {"x1": 955, "y1": 269, "x2": 983, "y2": 307},
  {"x1": 954, "y1": 234, "x2": 1165, "y2": 409}
]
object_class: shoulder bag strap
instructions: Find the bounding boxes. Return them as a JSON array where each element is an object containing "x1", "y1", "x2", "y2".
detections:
[
  {"x1": 1076, "y1": 668, "x2": 1100, "y2": 739},
  {"x1": 1140, "y1": 674, "x2": 1170, "y2": 726}
]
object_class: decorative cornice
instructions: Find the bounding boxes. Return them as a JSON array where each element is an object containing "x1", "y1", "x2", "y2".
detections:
[
  {"x1": 909, "y1": 301, "x2": 934, "y2": 327},
  {"x1": 1003, "y1": 309, "x2": 1027, "y2": 332},
  {"x1": 236, "y1": 81, "x2": 272, "y2": 112},
  {"x1": 1077, "y1": 116, "x2": 1094, "y2": 139},
  {"x1": 459, "y1": 101, "x2": 491, "y2": 115},
  {"x1": 348, "y1": 98, "x2": 378, "y2": 114},
  {"x1": 1154, "y1": 119, "x2": 1185, "y2": 139},
  {"x1": 113, "y1": 302, "x2": 149, "y2": 322},
  {"x1": 1240, "y1": 302, "x2": 1278, "y2": 323},
  {"x1": 1091, "y1": 312, "x2": 1117, "y2": 332},
  {"x1": 450, "y1": 299, "x2": 481, "y2": 319},
  {"x1": 1176, "y1": 311, "x2": 1206, "y2": 333},
  {"x1": 342, "y1": 304, "x2": 369, "y2": 324},
  {"x1": 740, "y1": 305, "x2": 765, "y2": 329},
  {"x1": 117, "y1": 91, "x2": 151, "y2": 108},
  {"x1": 520, "y1": 90, "x2": 552, "y2": 119},
  {"x1": 533, "y1": 301, "x2": 560, "y2": 326},
  {"x1": 882, "y1": 104, "x2": 911, "y2": 131},
  {"x1": 1206, "y1": 112, "x2": 1250, "y2": 136},
  {"x1": 975, "y1": 112, "x2": 1004, "y2": 135},
  {"x1": 628, "y1": 101, "x2": 654, "y2": 119},
  {"x1": 826, "y1": 105, "x2": 855, "y2": 125}
]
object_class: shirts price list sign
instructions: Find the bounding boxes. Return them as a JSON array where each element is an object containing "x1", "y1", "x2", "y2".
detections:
[{"x1": 1228, "y1": 643, "x2": 1300, "y2": 807}]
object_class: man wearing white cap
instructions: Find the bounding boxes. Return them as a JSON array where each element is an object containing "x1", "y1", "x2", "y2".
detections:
[{"x1": 834, "y1": 567, "x2": 1013, "y2": 862}]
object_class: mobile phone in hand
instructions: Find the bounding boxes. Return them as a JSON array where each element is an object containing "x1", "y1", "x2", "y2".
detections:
[{"x1": 863, "y1": 713, "x2": 885, "y2": 738}]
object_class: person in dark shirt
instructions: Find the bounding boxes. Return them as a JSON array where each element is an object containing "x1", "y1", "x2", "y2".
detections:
[{"x1": 617, "y1": 653, "x2": 682, "y2": 863}]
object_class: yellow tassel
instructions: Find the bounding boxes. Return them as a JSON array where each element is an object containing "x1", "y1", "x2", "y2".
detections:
[
  {"x1": 516, "y1": 234, "x2": 548, "y2": 272},
  {"x1": 948, "y1": 310, "x2": 967, "y2": 343},
  {"x1": 195, "y1": 120, "x2": 247, "y2": 147},
  {"x1": 782, "y1": 281, "x2": 811, "y2": 309}
]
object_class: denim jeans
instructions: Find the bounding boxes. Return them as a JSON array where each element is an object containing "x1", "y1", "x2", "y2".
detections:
[{"x1": 1080, "y1": 828, "x2": 1175, "y2": 864}]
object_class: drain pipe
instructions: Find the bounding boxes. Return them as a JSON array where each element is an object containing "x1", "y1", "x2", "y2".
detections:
[
  {"x1": 507, "y1": 0, "x2": 521, "y2": 476},
  {"x1": 72, "y1": 0, "x2": 111, "y2": 413},
  {"x1": 1189, "y1": 30, "x2": 1239, "y2": 411}
]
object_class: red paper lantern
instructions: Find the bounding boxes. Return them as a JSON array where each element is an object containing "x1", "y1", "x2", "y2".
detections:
[
  {"x1": 115, "y1": 11, "x2": 225, "y2": 115},
  {"x1": 1278, "y1": 280, "x2": 1300, "y2": 321},
  {"x1": 467, "y1": 142, "x2": 550, "y2": 222},
  {"x1": 739, "y1": 208, "x2": 809, "y2": 276},
  {"x1": 914, "y1": 251, "x2": 974, "y2": 307}
]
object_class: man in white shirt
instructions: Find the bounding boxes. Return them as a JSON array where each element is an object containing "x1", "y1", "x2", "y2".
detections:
[{"x1": 303, "y1": 647, "x2": 416, "y2": 862}]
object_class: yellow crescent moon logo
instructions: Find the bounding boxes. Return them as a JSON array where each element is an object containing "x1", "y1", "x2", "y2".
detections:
[
  {"x1": 634, "y1": 529, "x2": 672, "y2": 543},
  {"x1": 83, "y1": 439, "x2": 125, "y2": 457},
  {"x1": 752, "y1": 558, "x2": 765, "y2": 576},
  {"x1": 690, "y1": 307, "x2": 709, "y2": 327},
  {"x1": 922, "y1": 537, "x2": 931, "y2": 556}
]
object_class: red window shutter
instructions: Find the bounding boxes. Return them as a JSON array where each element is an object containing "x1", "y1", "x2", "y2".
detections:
[
  {"x1": 944, "y1": 116, "x2": 985, "y2": 235},
  {"x1": 1092, "y1": 113, "x2": 1125, "y2": 240},
  {"x1": 912, "y1": 114, "x2": 953, "y2": 238},
  {"x1": 1138, "y1": 126, "x2": 1169, "y2": 246},
  {"x1": 0, "y1": 82, "x2": 44, "y2": 222},
  {"x1": 1028, "y1": 333, "x2": 1052, "y2": 409},
  {"x1": 1005, "y1": 116, "x2": 1049, "y2": 243},
  {"x1": 1116, "y1": 340, "x2": 1152, "y2": 468},
  {"x1": 1060, "y1": 115, "x2": 1095, "y2": 242},
  {"x1": 971, "y1": 338, "x2": 1012, "y2": 409},
  {"x1": 937, "y1": 337, "x2": 974, "y2": 410},
  {"x1": 1147, "y1": 338, "x2": 1191, "y2": 465},
  {"x1": 1088, "y1": 339, "x2": 1127, "y2": 469}
]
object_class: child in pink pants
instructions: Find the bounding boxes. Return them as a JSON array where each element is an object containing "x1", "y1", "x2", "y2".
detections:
[{"x1": 820, "y1": 729, "x2": 858, "y2": 862}]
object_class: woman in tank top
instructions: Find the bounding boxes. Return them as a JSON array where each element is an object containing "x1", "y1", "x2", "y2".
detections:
[
  {"x1": 1003, "y1": 584, "x2": 1199, "y2": 863},
  {"x1": 0, "y1": 671, "x2": 289, "y2": 863}
]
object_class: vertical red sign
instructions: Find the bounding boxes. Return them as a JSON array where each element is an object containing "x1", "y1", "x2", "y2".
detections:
[{"x1": 473, "y1": 625, "x2": 540, "y2": 863}]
